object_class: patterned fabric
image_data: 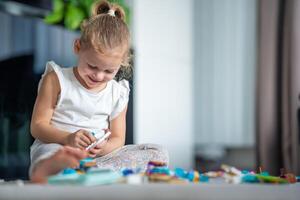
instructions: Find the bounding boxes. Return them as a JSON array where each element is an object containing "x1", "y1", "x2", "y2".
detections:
[{"x1": 95, "y1": 144, "x2": 169, "y2": 171}]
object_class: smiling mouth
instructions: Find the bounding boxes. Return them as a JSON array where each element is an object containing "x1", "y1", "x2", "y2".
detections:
[{"x1": 87, "y1": 76, "x2": 101, "y2": 83}]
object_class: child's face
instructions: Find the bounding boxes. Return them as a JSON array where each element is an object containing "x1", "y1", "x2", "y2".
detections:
[{"x1": 76, "y1": 47, "x2": 123, "y2": 90}]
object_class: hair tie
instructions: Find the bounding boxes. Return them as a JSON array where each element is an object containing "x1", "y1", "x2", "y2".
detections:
[{"x1": 107, "y1": 9, "x2": 115, "y2": 17}]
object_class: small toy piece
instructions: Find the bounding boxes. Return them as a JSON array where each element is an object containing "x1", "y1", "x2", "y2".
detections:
[
  {"x1": 48, "y1": 168, "x2": 123, "y2": 186},
  {"x1": 87, "y1": 168, "x2": 111, "y2": 174},
  {"x1": 147, "y1": 165, "x2": 172, "y2": 182},
  {"x1": 149, "y1": 167, "x2": 170, "y2": 175},
  {"x1": 204, "y1": 171, "x2": 223, "y2": 178},
  {"x1": 148, "y1": 161, "x2": 167, "y2": 167},
  {"x1": 174, "y1": 168, "x2": 187, "y2": 179},
  {"x1": 146, "y1": 162, "x2": 187, "y2": 183},
  {"x1": 221, "y1": 164, "x2": 242, "y2": 176},
  {"x1": 279, "y1": 168, "x2": 297, "y2": 183},
  {"x1": 284, "y1": 173, "x2": 297, "y2": 183},
  {"x1": 242, "y1": 174, "x2": 259, "y2": 183},
  {"x1": 122, "y1": 169, "x2": 134, "y2": 176},
  {"x1": 126, "y1": 174, "x2": 144, "y2": 184},
  {"x1": 199, "y1": 174, "x2": 209, "y2": 182},
  {"x1": 174, "y1": 168, "x2": 209, "y2": 183},
  {"x1": 146, "y1": 161, "x2": 167, "y2": 174},
  {"x1": 62, "y1": 168, "x2": 77, "y2": 175},
  {"x1": 78, "y1": 157, "x2": 96, "y2": 172},
  {"x1": 255, "y1": 174, "x2": 288, "y2": 184},
  {"x1": 121, "y1": 168, "x2": 146, "y2": 184},
  {"x1": 148, "y1": 173, "x2": 173, "y2": 182}
]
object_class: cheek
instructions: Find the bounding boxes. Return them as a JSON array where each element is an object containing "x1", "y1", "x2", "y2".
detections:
[
  {"x1": 78, "y1": 66, "x2": 92, "y2": 76},
  {"x1": 104, "y1": 74, "x2": 115, "y2": 81},
  {"x1": 110, "y1": 71, "x2": 119, "y2": 79}
]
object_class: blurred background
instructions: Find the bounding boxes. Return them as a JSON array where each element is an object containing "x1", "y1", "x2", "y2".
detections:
[{"x1": 0, "y1": 0, "x2": 299, "y2": 181}]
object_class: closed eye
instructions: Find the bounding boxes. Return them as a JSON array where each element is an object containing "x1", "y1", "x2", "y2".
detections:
[
  {"x1": 87, "y1": 63, "x2": 97, "y2": 69},
  {"x1": 105, "y1": 70, "x2": 114, "y2": 74}
]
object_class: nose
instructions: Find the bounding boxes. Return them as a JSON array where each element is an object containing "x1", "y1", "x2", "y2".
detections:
[{"x1": 94, "y1": 71, "x2": 105, "y2": 81}]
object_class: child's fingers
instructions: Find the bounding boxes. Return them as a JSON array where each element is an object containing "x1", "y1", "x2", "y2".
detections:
[
  {"x1": 77, "y1": 141, "x2": 89, "y2": 149},
  {"x1": 83, "y1": 131, "x2": 96, "y2": 143},
  {"x1": 79, "y1": 134, "x2": 93, "y2": 145},
  {"x1": 87, "y1": 147, "x2": 98, "y2": 157},
  {"x1": 78, "y1": 140, "x2": 89, "y2": 149},
  {"x1": 88, "y1": 153, "x2": 96, "y2": 158},
  {"x1": 64, "y1": 146, "x2": 88, "y2": 160},
  {"x1": 88, "y1": 148, "x2": 99, "y2": 154},
  {"x1": 88, "y1": 147, "x2": 103, "y2": 158}
]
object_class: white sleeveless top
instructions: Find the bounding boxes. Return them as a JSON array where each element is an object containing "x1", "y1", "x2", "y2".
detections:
[{"x1": 31, "y1": 61, "x2": 130, "y2": 148}]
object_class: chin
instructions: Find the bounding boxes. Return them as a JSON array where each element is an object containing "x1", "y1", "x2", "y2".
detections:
[{"x1": 88, "y1": 81, "x2": 106, "y2": 88}]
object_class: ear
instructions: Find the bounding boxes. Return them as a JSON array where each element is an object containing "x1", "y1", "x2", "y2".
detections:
[{"x1": 73, "y1": 39, "x2": 81, "y2": 54}]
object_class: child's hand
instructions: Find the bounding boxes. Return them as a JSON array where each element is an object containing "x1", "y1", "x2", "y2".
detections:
[
  {"x1": 66, "y1": 129, "x2": 96, "y2": 149},
  {"x1": 88, "y1": 137, "x2": 108, "y2": 158}
]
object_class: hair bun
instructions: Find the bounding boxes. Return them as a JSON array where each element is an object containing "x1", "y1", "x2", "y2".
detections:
[
  {"x1": 92, "y1": 1, "x2": 110, "y2": 16},
  {"x1": 92, "y1": 1, "x2": 126, "y2": 21},
  {"x1": 113, "y1": 7, "x2": 125, "y2": 21}
]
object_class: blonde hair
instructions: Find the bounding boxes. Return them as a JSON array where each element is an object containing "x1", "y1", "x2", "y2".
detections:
[{"x1": 80, "y1": 0, "x2": 132, "y2": 80}]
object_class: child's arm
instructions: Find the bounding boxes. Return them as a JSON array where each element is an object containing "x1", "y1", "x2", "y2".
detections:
[
  {"x1": 88, "y1": 105, "x2": 127, "y2": 157},
  {"x1": 31, "y1": 71, "x2": 69, "y2": 144},
  {"x1": 31, "y1": 72, "x2": 95, "y2": 147}
]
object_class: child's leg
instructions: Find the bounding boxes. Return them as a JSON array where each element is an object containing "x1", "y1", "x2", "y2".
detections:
[
  {"x1": 30, "y1": 142, "x2": 63, "y2": 178},
  {"x1": 30, "y1": 146, "x2": 87, "y2": 183},
  {"x1": 95, "y1": 143, "x2": 169, "y2": 171}
]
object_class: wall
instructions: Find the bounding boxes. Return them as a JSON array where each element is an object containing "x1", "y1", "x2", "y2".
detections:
[
  {"x1": 133, "y1": 0, "x2": 194, "y2": 169},
  {"x1": 193, "y1": 0, "x2": 257, "y2": 158}
]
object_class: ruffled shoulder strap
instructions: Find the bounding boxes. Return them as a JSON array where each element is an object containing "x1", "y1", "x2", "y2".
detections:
[
  {"x1": 37, "y1": 61, "x2": 67, "y2": 107},
  {"x1": 110, "y1": 80, "x2": 130, "y2": 120},
  {"x1": 38, "y1": 61, "x2": 64, "y2": 92}
]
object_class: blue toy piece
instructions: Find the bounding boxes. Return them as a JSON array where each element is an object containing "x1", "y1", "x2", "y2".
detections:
[
  {"x1": 199, "y1": 174, "x2": 209, "y2": 182},
  {"x1": 241, "y1": 170, "x2": 250, "y2": 174},
  {"x1": 79, "y1": 157, "x2": 95, "y2": 168},
  {"x1": 260, "y1": 172, "x2": 269, "y2": 176},
  {"x1": 91, "y1": 132, "x2": 96, "y2": 136},
  {"x1": 62, "y1": 168, "x2": 77, "y2": 175},
  {"x1": 48, "y1": 168, "x2": 123, "y2": 186},
  {"x1": 174, "y1": 168, "x2": 209, "y2": 182},
  {"x1": 122, "y1": 169, "x2": 134, "y2": 176},
  {"x1": 187, "y1": 171, "x2": 194, "y2": 182},
  {"x1": 242, "y1": 174, "x2": 259, "y2": 183},
  {"x1": 174, "y1": 168, "x2": 187, "y2": 179},
  {"x1": 149, "y1": 167, "x2": 170, "y2": 175}
]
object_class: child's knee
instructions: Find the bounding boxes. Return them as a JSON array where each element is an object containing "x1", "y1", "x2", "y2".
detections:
[
  {"x1": 155, "y1": 145, "x2": 169, "y2": 164},
  {"x1": 140, "y1": 143, "x2": 169, "y2": 165}
]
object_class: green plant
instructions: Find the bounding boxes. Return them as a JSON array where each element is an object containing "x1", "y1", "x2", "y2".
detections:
[{"x1": 44, "y1": 0, "x2": 131, "y2": 30}]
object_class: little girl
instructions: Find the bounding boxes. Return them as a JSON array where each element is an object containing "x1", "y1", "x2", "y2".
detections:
[{"x1": 30, "y1": 0, "x2": 168, "y2": 178}]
